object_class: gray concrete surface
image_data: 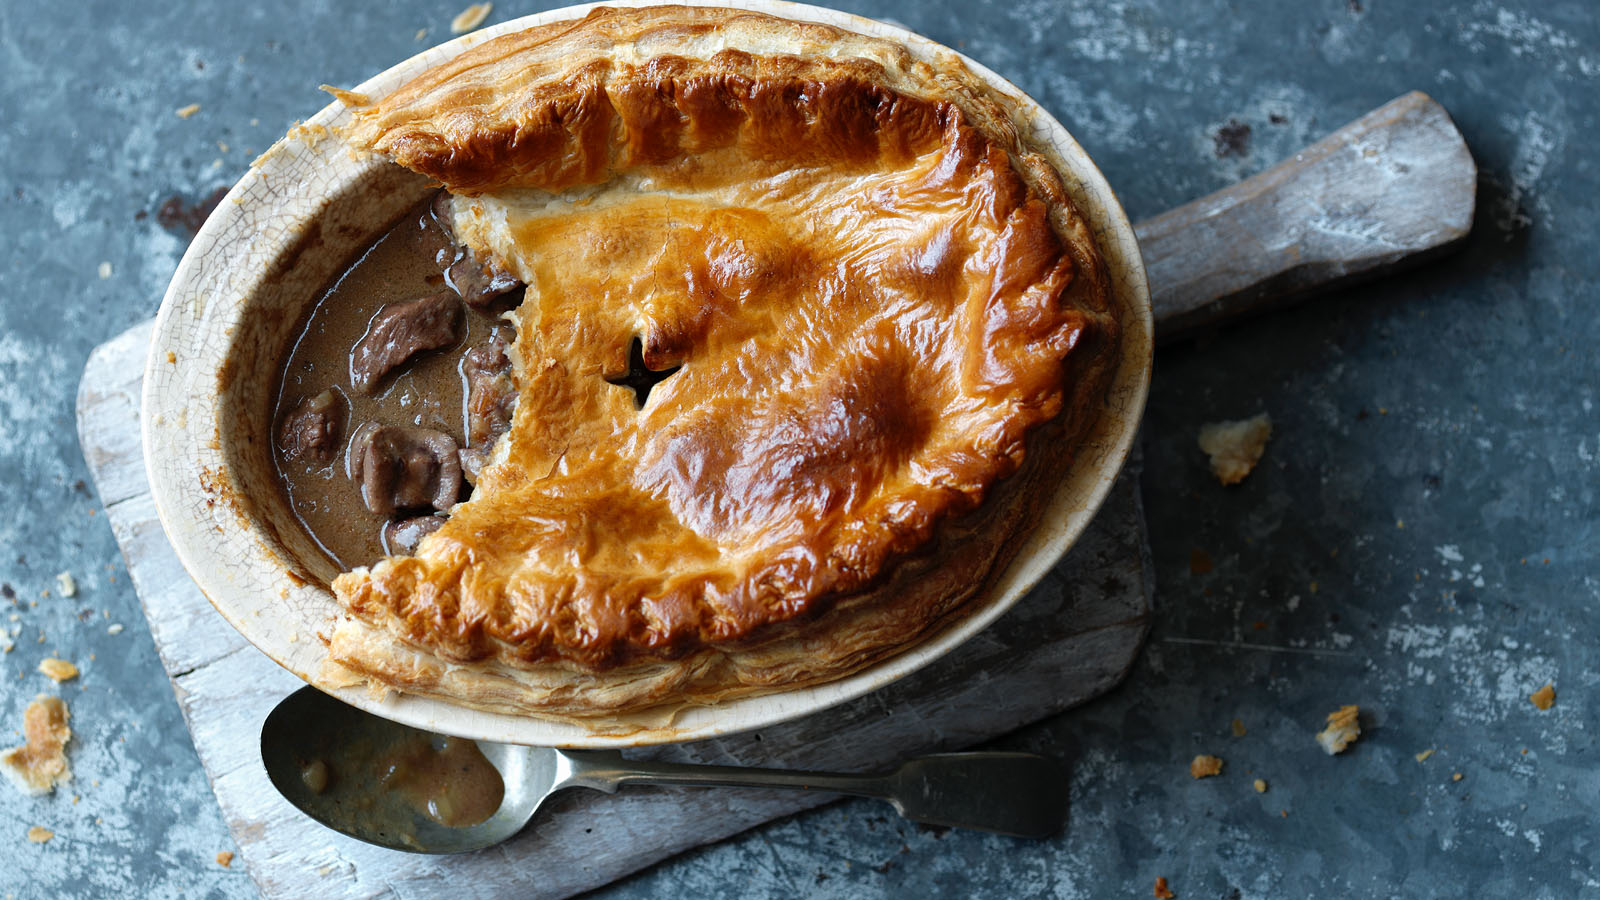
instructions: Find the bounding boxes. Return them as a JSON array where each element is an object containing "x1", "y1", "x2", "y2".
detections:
[{"x1": 2, "y1": 1, "x2": 1595, "y2": 897}]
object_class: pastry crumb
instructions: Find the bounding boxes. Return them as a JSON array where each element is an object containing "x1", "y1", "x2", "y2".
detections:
[
  {"x1": 319, "y1": 85, "x2": 372, "y2": 108},
  {"x1": 97, "y1": 262, "x2": 113, "y2": 280},
  {"x1": 1154, "y1": 875, "x2": 1175, "y2": 898},
  {"x1": 1189, "y1": 754, "x2": 1223, "y2": 779},
  {"x1": 176, "y1": 103, "x2": 201, "y2": 119},
  {"x1": 1253, "y1": 778, "x2": 1268, "y2": 793},
  {"x1": 1452, "y1": 772, "x2": 1464, "y2": 782},
  {"x1": 318, "y1": 659, "x2": 365, "y2": 689},
  {"x1": 37, "y1": 658, "x2": 78, "y2": 683},
  {"x1": 166, "y1": 351, "x2": 178, "y2": 364},
  {"x1": 26, "y1": 826, "x2": 53, "y2": 843},
  {"x1": 1230, "y1": 717, "x2": 1246, "y2": 738},
  {"x1": 450, "y1": 2, "x2": 492, "y2": 33},
  {"x1": 1530, "y1": 682, "x2": 1555, "y2": 710},
  {"x1": 54, "y1": 573, "x2": 76, "y2": 599},
  {"x1": 1198, "y1": 413, "x2": 1272, "y2": 485},
  {"x1": 107, "y1": 624, "x2": 124, "y2": 636},
  {"x1": 1316, "y1": 705, "x2": 1360, "y2": 755},
  {"x1": 1, "y1": 696, "x2": 72, "y2": 796},
  {"x1": 216, "y1": 850, "x2": 234, "y2": 867},
  {"x1": 415, "y1": 27, "x2": 428, "y2": 41},
  {"x1": 1415, "y1": 748, "x2": 1434, "y2": 763}
]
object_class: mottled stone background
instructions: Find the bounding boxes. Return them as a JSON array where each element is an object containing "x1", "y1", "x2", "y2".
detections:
[{"x1": 1, "y1": 0, "x2": 1595, "y2": 897}]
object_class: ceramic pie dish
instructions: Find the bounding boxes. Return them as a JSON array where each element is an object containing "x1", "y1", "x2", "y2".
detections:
[{"x1": 142, "y1": 0, "x2": 1152, "y2": 747}]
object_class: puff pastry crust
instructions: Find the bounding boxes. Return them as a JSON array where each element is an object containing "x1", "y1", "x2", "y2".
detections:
[{"x1": 328, "y1": 5, "x2": 1119, "y2": 719}]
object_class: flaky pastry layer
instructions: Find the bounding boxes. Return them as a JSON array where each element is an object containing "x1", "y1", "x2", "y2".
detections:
[{"x1": 328, "y1": 5, "x2": 1119, "y2": 718}]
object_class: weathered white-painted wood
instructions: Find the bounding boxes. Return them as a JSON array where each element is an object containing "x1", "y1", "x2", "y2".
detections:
[
  {"x1": 1135, "y1": 91, "x2": 1476, "y2": 343},
  {"x1": 78, "y1": 322, "x2": 1153, "y2": 900}
]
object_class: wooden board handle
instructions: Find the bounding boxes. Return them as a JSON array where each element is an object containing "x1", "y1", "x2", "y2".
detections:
[{"x1": 1135, "y1": 91, "x2": 1476, "y2": 343}]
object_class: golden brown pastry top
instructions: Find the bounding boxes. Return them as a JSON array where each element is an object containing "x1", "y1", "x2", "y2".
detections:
[{"x1": 334, "y1": 5, "x2": 1117, "y2": 674}]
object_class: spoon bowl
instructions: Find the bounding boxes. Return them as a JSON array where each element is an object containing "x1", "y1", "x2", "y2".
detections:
[
  {"x1": 262, "y1": 686, "x2": 1069, "y2": 853},
  {"x1": 261, "y1": 686, "x2": 547, "y2": 853}
]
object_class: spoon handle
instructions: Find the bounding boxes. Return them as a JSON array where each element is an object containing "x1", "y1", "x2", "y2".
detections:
[{"x1": 558, "y1": 749, "x2": 1065, "y2": 838}]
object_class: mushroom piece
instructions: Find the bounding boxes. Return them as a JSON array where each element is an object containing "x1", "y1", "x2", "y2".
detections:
[
  {"x1": 347, "y1": 422, "x2": 462, "y2": 517},
  {"x1": 277, "y1": 389, "x2": 347, "y2": 466},
  {"x1": 382, "y1": 515, "x2": 448, "y2": 556},
  {"x1": 458, "y1": 446, "x2": 491, "y2": 486},
  {"x1": 348, "y1": 291, "x2": 464, "y2": 394}
]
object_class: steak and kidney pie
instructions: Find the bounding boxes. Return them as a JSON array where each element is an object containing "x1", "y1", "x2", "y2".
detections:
[{"x1": 270, "y1": 5, "x2": 1120, "y2": 719}]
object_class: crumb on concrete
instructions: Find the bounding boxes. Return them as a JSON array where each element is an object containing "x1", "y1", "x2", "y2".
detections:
[
  {"x1": 0, "y1": 695, "x2": 72, "y2": 796},
  {"x1": 26, "y1": 826, "x2": 53, "y2": 844},
  {"x1": 1190, "y1": 754, "x2": 1223, "y2": 779},
  {"x1": 216, "y1": 850, "x2": 234, "y2": 867},
  {"x1": 1254, "y1": 778, "x2": 1268, "y2": 793},
  {"x1": 1154, "y1": 875, "x2": 1176, "y2": 898},
  {"x1": 53, "y1": 573, "x2": 75, "y2": 599},
  {"x1": 37, "y1": 658, "x2": 78, "y2": 683},
  {"x1": 1231, "y1": 718, "x2": 1246, "y2": 737},
  {"x1": 1452, "y1": 772, "x2": 1464, "y2": 782},
  {"x1": 176, "y1": 103, "x2": 201, "y2": 119},
  {"x1": 1198, "y1": 414, "x2": 1272, "y2": 485},
  {"x1": 1530, "y1": 682, "x2": 1555, "y2": 710},
  {"x1": 451, "y1": 2, "x2": 492, "y2": 33},
  {"x1": 1415, "y1": 748, "x2": 1434, "y2": 763},
  {"x1": 1316, "y1": 705, "x2": 1361, "y2": 755}
]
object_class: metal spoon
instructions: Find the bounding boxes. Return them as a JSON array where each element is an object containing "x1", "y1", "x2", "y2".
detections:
[{"x1": 262, "y1": 686, "x2": 1068, "y2": 853}]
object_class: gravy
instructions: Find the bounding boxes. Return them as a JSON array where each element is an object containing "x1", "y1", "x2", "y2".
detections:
[
  {"x1": 272, "y1": 196, "x2": 512, "y2": 569},
  {"x1": 292, "y1": 717, "x2": 506, "y2": 845}
]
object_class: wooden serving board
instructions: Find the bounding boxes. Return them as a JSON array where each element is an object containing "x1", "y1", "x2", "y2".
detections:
[{"x1": 75, "y1": 92, "x2": 1472, "y2": 899}]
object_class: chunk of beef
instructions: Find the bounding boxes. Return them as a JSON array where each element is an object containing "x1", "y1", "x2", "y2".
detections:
[
  {"x1": 277, "y1": 389, "x2": 346, "y2": 466},
  {"x1": 448, "y1": 253, "x2": 522, "y2": 310},
  {"x1": 430, "y1": 191, "x2": 523, "y2": 310},
  {"x1": 382, "y1": 515, "x2": 446, "y2": 556},
  {"x1": 349, "y1": 292, "x2": 464, "y2": 394},
  {"x1": 346, "y1": 422, "x2": 461, "y2": 517}
]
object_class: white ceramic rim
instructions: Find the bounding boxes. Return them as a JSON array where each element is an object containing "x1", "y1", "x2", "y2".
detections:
[{"x1": 142, "y1": 0, "x2": 1152, "y2": 747}]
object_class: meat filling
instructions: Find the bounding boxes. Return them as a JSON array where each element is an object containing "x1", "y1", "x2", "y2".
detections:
[
  {"x1": 278, "y1": 389, "x2": 347, "y2": 466},
  {"x1": 432, "y1": 192, "x2": 523, "y2": 310},
  {"x1": 347, "y1": 423, "x2": 462, "y2": 517},
  {"x1": 275, "y1": 192, "x2": 524, "y2": 568},
  {"x1": 382, "y1": 515, "x2": 448, "y2": 556},
  {"x1": 349, "y1": 292, "x2": 465, "y2": 395},
  {"x1": 460, "y1": 329, "x2": 518, "y2": 483}
]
